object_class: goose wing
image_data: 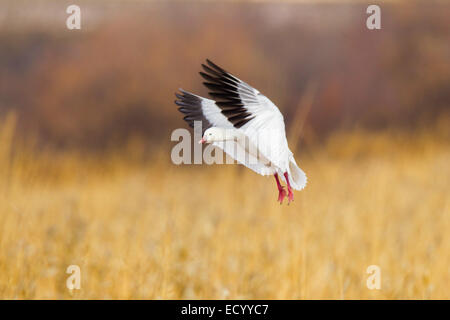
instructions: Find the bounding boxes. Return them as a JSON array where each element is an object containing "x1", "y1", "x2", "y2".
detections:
[
  {"x1": 199, "y1": 59, "x2": 291, "y2": 170},
  {"x1": 175, "y1": 89, "x2": 275, "y2": 175},
  {"x1": 175, "y1": 89, "x2": 230, "y2": 132}
]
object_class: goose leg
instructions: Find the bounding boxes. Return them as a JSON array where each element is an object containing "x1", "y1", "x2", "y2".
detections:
[
  {"x1": 284, "y1": 172, "x2": 294, "y2": 203},
  {"x1": 274, "y1": 173, "x2": 287, "y2": 204}
]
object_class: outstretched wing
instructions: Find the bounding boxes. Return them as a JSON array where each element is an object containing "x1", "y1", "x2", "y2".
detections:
[
  {"x1": 199, "y1": 59, "x2": 291, "y2": 169},
  {"x1": 175, "y1": 90, "x2": 211, "y2": 130},
  {"x1": 175, "y1": 89, "x2": 233, "y2": 132},
  {"x1": 175, "y1": 89, "x2": 275, "y2": 175},
  {"x1": 199, "y1": 59, "x2": 281, "y2": 128}
]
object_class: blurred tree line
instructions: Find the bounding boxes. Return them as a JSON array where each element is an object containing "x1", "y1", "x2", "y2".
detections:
[{"x1": 0, "y1": 1, "x2": 448, "y2": 150}]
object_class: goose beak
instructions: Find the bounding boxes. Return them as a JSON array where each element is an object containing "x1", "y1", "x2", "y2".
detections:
[{"x1": 198, "y1": 138, "x2": 206, "y2": 144}]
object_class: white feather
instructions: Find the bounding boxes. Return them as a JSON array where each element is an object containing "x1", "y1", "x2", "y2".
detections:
[{"x1": 176, "y1": 60, "x2": 307, "y2": 191}]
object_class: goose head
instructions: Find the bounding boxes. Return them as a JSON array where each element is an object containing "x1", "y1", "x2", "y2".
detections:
[{"x1": 199, "y1": 127, "x2": 229, "y2": 144}]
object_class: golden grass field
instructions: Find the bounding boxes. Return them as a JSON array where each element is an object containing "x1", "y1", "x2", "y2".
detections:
[{"x1": 0, "y1": 114, "x2": 448, "y2": 299}]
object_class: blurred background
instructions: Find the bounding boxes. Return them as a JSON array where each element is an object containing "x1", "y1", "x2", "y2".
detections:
[{"x1": 0, "y1": 0, "x2": 448, "y2": 299}]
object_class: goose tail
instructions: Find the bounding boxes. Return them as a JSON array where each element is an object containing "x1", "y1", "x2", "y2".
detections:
[{"x1": 287, "y1": 156, "x2": 307, "y2": 191}]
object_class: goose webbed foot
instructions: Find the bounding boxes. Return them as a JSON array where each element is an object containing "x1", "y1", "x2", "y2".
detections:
[
  {"x1": 277, "y1": 186, "x2": 287, "y2": 204},
  {"x1": 274, "y1": 173, "x2": 287, "y2": 204},
  {"x1": 287, "y1": 189, "x2": 294, "y2": 204},
  {"x1": 284, "y1": 172, "x2": 294, "y2": 204}
]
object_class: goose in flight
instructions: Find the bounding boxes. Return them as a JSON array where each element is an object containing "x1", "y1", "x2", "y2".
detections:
[{"x1": 175, "y1": 59, "x2": 307, "y2": 204}]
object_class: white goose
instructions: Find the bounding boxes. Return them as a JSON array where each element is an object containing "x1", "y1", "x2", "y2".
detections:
[{"x1": 175, "y1": 59, "x2": 307, "y2": 204}]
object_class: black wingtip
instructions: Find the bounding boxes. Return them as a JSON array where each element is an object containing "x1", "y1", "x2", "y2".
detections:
[
  {"x1": 206, "y1": 59, "x2": 226, "y2": 73},
  {"x1": 175, "y1": 88, "x2": 185, "y2": 97},
  {"x1": 206, "y1": 59, "x2": 217, "y2": 69},
  {"x1": 199, "y1": 71, "x2": 216, "y2": 83}
]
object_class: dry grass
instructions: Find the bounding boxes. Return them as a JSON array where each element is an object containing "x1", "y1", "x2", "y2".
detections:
[{"x1": 0, "y1": 114, "x2": 448, "y2": 299}]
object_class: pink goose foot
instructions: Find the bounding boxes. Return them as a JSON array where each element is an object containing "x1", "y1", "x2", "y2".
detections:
[
  {"x1": 284, "y1": 172, "x2": 294, "y2": 204},
  {"x1": 274, "y1": 173, "x2": 287, "y2": 204},
  {"x1": 278, "y1": 187, "x2": 287, "y2": 204}
]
